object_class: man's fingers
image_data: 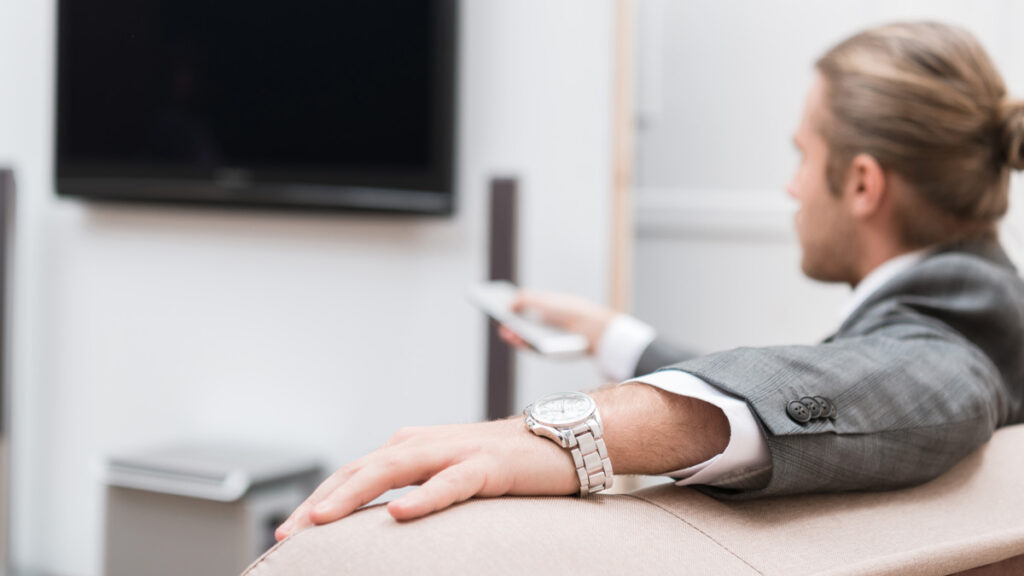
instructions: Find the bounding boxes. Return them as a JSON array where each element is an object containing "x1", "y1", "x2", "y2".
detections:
[
  {"x1": 498, "y1": 325, "x2": 528, "y2": 349},
  {"x1": 276, "y1": 478, "x2": 347, "y2": 540},
  {"x1": 275, "y1": 500, "x2": 318, "y2": 542},
  {"x1": 308, "y1": 454, "x2": 439, "y2": 525},
  {"x1": 511, "y1": 291, "x2": 558, "y2": 321},
  {"x1": 275, "y1": 456, "x2": 370, "y2": 540},
  {"x1": 509, "y1": 290, "x2": 537, "y2": 313},
  {"x1": 277, "y1": 438, "x2": 434, "y2": 541},
  {"x1": 278, "y1": 419, "x2": 543, "y2": 537},
  {"x1": 386, "y1": 460, "x2": 490, "y2": 521},
  {"x1": 384, "y1": 426, "x2": 424, "y2": 447},
  {"x1": 511, "y1": 290, "x2": 576, "y2": 327}
]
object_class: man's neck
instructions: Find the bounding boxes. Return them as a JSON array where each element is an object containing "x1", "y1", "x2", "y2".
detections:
[
  {"x1": 849, "y1": 233, "x2": 920, "y2": 288},
  {"x1": 839, "y1": 248, "x2": 932, "y2": 323}
]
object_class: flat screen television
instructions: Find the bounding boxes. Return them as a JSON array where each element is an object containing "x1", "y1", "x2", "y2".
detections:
[{"x1": 56, "y1": 0, "x2": 457, "y2": 214}]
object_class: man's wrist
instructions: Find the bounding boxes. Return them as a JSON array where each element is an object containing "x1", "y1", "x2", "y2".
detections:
[
  {"x1": 590, "y1": 382, "x2": 730, "y2": 476},
  {"x1": 502, "y1": 416, "x2": 581, "y2": 496}
]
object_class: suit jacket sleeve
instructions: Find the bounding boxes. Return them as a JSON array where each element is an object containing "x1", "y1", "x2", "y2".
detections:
[
  {"x1": 633, "y1": 339, "x2": 696, "y2": 378},
  {"x1": 636, "y1": 243, "x2": 1023, "y2": 498},
  {"x1": 664, "y1": 315, "x2": 1007, "y2": 498}
]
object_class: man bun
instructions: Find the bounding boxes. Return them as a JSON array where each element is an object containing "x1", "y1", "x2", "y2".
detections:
[{"x1": 1002, "y1": 98, "x2": 1024, "y2": 171}]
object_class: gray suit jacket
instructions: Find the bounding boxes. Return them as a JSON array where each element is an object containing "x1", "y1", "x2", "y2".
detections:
[{"x1": 634, "y1": 240, "x2": 1024, "y2": 497}]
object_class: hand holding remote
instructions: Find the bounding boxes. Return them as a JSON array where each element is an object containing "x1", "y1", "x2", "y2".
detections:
[
  {"x1": 469, "y1": 281, "x2": 616, "y2": 356},
  {"x1": 506, "y1": 290, "x2": 617, "y2": 355},
  {"x1": 469, "y1": 281, "x2": 591, "y2": 356}
]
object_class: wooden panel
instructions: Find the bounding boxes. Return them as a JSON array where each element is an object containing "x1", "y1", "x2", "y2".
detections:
[{"x1": 611, "y1": 0, "x2": 635, "y2": 313}]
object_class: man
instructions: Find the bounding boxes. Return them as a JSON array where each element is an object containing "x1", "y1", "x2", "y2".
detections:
[{"x1": 276, "y1": 21, "x2": 1024, "y2": 539}]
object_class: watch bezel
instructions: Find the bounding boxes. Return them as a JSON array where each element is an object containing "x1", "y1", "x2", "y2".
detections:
[{"x1": 525, "y1": 391, "x2": 597, "y2": 428}]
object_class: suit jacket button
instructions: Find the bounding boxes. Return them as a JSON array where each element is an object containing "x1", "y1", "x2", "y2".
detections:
[
  {"x1": 800, "y1": 397, "x2": 822, "y2": 419},
  {"x1": 787, "y1": 400, "x2": 812, "y2": 423},
  {"x1": 815, "y1": 396, "x2": 837, "y2": 419},
  {"x1": 813, "y1": 396, "x2": 833, "y2": 419}
]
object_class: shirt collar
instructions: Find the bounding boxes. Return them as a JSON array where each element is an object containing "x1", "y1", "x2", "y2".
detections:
[{"x1": 838, "y1": 248, "x2": 932, "y2": 324}]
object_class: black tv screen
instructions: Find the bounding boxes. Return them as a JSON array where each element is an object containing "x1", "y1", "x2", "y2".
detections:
[{"x1": 56, "y1": 0, "x2": 456, "y2": 214}]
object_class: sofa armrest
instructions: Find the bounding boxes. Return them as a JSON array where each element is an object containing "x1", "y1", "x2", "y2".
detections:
[{"x1": 243, "y1": 424, "x2": 1024, "y2": 576}]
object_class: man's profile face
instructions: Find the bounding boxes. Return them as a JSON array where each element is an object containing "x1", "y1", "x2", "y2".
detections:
[{"x1": 787, "y1": 75, "x2": 857, "y2": 283}]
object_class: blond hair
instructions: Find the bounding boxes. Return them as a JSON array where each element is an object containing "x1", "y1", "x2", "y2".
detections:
[{"x1": 816, "y1": 22, "x2": 1024, "y2": 247}]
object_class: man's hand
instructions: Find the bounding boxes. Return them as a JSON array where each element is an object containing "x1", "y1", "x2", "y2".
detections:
[
  {"x1": 274, "y1": 417, "x2": 579, "y2": 541},
  {"x1": 499, "y1": 291, "x2": 617, "y2": 354},
  {"x1": 276, "y1": 384, "x2": 730, "y2": 541}
]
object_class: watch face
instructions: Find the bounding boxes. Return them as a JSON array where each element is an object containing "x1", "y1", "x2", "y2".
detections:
[{"x1": 531, "y1": 392, "x2": 595, "y2": 426}]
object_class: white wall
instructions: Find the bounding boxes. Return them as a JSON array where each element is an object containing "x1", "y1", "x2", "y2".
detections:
[
  {"x1": 633, "y1": 0, "x2": 1024, "y2": 353},
  {"x1": 0, "y1": 1, "x2": 614, "y2": 574}
]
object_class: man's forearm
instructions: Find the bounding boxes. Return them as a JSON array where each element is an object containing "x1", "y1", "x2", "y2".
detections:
[
  {"x1": 591, "y1": 383, "x2": 731, "y2": 476},
  {"x1": 278, "y1": 382, "x2": 732, "y2": 538}
]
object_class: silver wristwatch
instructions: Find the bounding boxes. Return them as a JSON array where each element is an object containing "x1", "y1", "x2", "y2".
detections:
[{"x1": 524, "y1": 391, "x2": 613, "y2": 496}]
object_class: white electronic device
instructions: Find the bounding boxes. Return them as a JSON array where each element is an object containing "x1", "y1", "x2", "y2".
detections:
[{"x1": 468, "y1": 280, "x2": 589, "y2": 356}]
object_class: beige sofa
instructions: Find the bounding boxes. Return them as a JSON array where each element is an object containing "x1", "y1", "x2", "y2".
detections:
[{"x1": 243, "y1": 425, "x2": 1024, "y2": 575}]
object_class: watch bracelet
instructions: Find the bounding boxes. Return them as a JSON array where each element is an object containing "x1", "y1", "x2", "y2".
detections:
[{"x1": 569, "y1": 419, "x2": 613, "y2": 496}]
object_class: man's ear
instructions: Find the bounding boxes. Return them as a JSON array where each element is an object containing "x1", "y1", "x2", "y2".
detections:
[{"x1": 842, "y1": 153, "x2": 887, "y2": 219}]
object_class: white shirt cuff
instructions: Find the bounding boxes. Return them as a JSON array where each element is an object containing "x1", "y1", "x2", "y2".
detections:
[
  {"x1": 596, "y1": 314, "x2": 657, "y2": 382},
  {"x1": 627, "y1": 370, "x2": 771, "y2": 487}
]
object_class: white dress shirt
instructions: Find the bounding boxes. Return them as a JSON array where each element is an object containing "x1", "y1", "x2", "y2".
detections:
[{"x1": 598, "y1": 249, "x2": 930, "y2": 486}]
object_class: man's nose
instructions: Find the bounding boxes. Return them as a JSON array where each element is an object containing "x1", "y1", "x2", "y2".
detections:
[{"x1": 786, "y1": 182, "x2": 799, "y2": 200}]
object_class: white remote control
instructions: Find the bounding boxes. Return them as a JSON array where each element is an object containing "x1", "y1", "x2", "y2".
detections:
[{"x1": 468, "y1": 280, "x2": 589, "y2": 356}]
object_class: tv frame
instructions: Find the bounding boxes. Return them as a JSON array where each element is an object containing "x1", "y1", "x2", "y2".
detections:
[{"x1": 54, "y1": 0, "x2": 458, "y2": 216}]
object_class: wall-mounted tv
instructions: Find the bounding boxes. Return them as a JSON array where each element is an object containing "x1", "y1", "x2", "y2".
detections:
[{"x1": 56, "y1": 0, "x2": 456, "y2": 215}]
